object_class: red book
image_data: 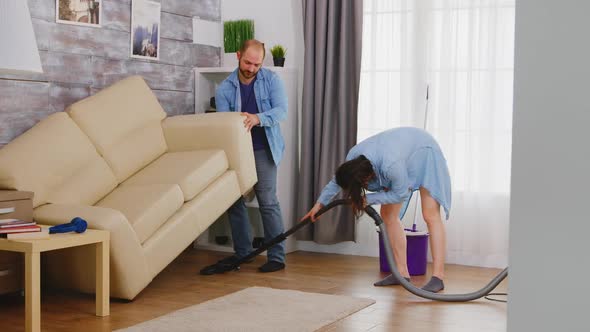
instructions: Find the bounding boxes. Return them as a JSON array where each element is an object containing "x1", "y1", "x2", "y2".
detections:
[
  {"x1": 0, "y1": 220, "x2": 36, "y2": 228},
  {"x1": 0, "y1": 225, "x2": 41, "y2": 234}
]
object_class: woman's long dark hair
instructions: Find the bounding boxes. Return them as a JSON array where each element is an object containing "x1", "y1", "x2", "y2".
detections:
[{"x1": 335, "y1": 155, "x2": 375, "y2": 218}]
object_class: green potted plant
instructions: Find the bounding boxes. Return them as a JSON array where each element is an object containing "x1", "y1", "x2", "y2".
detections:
[
  {"x1": 223, "y1": 19, "x2": 255, "y2": 65},
  {"x1": 270, "y1": 45, "x2": 287, "y2": 67}
]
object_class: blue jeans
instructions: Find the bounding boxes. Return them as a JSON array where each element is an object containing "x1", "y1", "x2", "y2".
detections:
[{"x1": 227, "y1": 148, "x2": 285, "y2": 263}]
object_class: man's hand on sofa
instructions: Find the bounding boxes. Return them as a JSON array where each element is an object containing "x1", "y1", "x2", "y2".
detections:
[{"x1": 240, "y1": 112, "x2": 260, "y2": 132}]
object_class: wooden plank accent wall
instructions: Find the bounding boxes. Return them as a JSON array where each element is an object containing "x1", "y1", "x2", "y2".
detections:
[{"x1": 0, "y1": 0, "x2": 221, "y2": 147}]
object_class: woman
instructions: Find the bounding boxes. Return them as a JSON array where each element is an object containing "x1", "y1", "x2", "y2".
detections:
[{"x1": 302, "y1": 127, "x2": 451, "y2": 293}]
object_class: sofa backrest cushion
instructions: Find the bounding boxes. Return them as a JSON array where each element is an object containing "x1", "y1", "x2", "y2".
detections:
[
  {"x1": 0, "y1": 112, "x2": 118, "y2": 208},
  {"x1": 66, "y1": 76, "x2": 168, "y2": 183}
]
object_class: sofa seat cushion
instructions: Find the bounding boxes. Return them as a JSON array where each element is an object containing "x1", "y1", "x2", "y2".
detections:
[
  {"x1": 96, "y1": 184, "x2": 184, "y2": 244},
  {"x1": 122, "y1": 150, "x2": 229, "y2": 201}
]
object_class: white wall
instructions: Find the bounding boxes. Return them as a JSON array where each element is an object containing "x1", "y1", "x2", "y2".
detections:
[{"x1": 507, "y1": 1, "x2": 590, "y2": 331}]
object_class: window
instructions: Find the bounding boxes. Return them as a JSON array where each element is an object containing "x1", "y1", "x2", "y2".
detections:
[
  {"x1": 359, "y1": 0, "x2": 515, "y2": 267},
  {"x1": 359, "y1": 0, "x2": 515, "y2": 193}
]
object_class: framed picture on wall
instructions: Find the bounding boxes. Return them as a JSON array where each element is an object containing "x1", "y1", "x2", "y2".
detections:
[
  {"x1": 130, "y1": 0, "x2": 161, "y2": 60},
  {"x1": 56, "y1": 0, "x2": 102, "y2": 27}
]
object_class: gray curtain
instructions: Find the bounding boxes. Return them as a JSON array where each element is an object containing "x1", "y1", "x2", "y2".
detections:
[{"x1": 296, "y1": 0, "x2": 363, "y2": 244}]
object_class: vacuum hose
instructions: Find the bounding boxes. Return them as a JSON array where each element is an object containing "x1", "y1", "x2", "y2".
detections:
[{"x1": 323, "y1": 199, "x2": 508, "y2": 302}]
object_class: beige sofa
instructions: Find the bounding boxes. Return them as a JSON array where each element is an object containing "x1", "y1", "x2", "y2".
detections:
[{"x1": 0, "y1": 76, "x2": 257, "y2": 300}]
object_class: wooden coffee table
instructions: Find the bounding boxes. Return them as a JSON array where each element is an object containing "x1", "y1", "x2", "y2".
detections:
[{"x1": 0, "y1": 228, "x2": 110, "y2": 332}]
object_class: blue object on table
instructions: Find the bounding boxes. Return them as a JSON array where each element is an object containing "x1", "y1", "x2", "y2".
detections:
[{"x1": 49, "y1": 217, "x2": 87, "y2": 234}]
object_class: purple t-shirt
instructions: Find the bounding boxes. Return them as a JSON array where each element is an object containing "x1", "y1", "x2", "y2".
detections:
[{"x1": 240, "y1": 77, "x2": 268, "y2": 150}]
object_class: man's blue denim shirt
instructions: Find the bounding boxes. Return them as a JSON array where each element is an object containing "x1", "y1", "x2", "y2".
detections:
[{"x1": 215, "y1": 68, "x2": 288, "y2": 166}]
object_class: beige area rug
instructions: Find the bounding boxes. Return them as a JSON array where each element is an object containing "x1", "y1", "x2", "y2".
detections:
[{"x1": 117, "y1": 286, "x2": 375, "y2": 332}]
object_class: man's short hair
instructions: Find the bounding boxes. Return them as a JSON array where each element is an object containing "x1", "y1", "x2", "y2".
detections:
[{"x1": 239, "y1": 39, "x2": 266, "y2": 59}]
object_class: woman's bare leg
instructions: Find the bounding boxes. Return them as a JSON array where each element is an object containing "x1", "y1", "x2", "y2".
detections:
[
  {"x1": 374, "y1": 203, "x2": 410, "y2": 286},
  {"x1": 420, "y1": 187, "x2": 446, "y2": 292}
]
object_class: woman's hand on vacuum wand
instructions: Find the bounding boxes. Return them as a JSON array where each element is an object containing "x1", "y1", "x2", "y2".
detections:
[{"x1": 301, "y1": 202, "x2": 323, "y2": 223}]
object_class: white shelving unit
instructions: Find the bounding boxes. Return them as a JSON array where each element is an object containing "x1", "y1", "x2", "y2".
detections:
[{"x1": 192, "y1": 66, "x2": 299, "y2": 254}]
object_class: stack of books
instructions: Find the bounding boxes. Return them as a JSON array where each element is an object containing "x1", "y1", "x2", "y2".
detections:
[{"x1": 0, "y1": 219, "x2": 49, "y2": 239}]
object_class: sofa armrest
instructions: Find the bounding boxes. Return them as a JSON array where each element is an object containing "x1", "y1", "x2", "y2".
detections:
[
  {"x1": 162, "y1": 112, "x2": 257, "y2": 194},
  {"x1": 34, "y1": 203, "x2": 137, "y2": 236},
  {"x1": 33, "y1": 203, "x2": 150, "y2": 299}
]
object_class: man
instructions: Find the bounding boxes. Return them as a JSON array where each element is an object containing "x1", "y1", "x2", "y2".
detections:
[{"x1": 205, "y1": 39, "x2": 288, "y2": 273}]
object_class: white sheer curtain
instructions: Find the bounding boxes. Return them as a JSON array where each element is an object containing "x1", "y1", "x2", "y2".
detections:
[{"x1": 358, "y1": 0, "x2": 515, "y2": 268}]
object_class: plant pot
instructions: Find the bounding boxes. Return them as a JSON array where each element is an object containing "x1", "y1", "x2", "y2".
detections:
[
  {"x1": 273, "y1": 57, "x2": 285, "y2": 67},
  {"x1": 223, "y1": 52, "x2": 238, "y2": 66}
]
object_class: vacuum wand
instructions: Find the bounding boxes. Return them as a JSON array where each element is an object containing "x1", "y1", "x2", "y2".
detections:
[{"x1": 226, "y1": 199, "x2": 351, "y2": 270}]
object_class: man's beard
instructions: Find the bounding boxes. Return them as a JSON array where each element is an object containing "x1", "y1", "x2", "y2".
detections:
[{"x1": 240, "y1": 68, "x2": 257, "y2": 79}]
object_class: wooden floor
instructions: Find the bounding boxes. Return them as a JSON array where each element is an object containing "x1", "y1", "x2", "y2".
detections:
[{"x1": 0, "y1": 249, "x2": 508, "y2": 331}]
